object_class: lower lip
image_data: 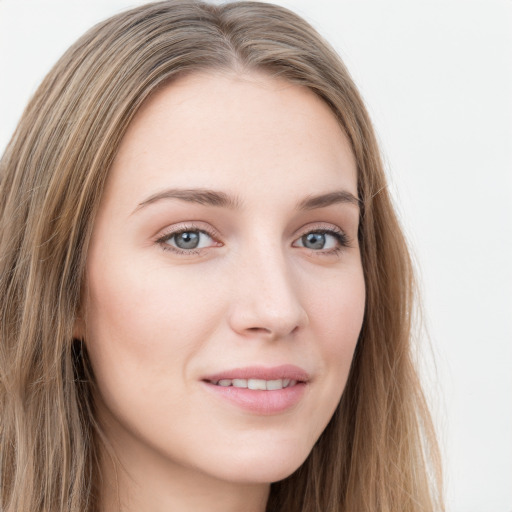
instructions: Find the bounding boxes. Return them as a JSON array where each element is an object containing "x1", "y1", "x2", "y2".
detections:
[{"x1": 202, "y1": 381, "x2": 307, "y2": 415}]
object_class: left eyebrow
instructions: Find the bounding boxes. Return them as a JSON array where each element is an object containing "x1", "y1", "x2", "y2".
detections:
[{"x1": 297, "y1": 190, "x2": 360, "y2": 211}]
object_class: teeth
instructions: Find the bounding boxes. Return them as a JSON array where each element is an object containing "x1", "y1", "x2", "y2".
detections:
[
  {"x1": 248, "y1": 379, "x2": 267, "y2": 390},
  {"x1": 266, "y1": 379, "x2": 283, "y2": 390},
  {"x1": 212, "y1": 378, "x2": 298, "y2": 390},
  {"x1": 232, "y1": 379, "x2": 248, "y2": 388}
]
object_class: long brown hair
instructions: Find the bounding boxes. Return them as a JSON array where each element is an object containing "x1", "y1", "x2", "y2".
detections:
[{"x1": 0, "y1": 1, "x2": 443, "y2": 510}]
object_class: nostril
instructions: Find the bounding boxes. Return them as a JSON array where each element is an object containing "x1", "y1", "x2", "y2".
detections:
[{"x1": 247, "y1": 326, "x2": 271, "y2": 333}]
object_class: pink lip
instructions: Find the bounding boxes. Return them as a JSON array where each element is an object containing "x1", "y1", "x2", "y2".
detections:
[
  {"x1": 202, "y1": 364, "x2": 309, "y2": 383},
  {"x1": 201, "y1": 364, "x2": 309, "y2": 415}
]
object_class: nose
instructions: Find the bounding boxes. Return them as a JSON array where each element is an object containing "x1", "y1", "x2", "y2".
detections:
[{"x1": 227, "y1": 244, "x2": 309, "y2": 340}]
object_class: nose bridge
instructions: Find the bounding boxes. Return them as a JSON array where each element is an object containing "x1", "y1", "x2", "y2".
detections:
[{"x1": 229, "y1": 236, "x2": 308, "y2": 338}]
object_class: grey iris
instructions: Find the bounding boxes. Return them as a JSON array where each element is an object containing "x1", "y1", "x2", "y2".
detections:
[
  {"x1": 175, "y1": 231, "x2": 200, "y2": 249},
  {"x1": 302, "y1": 232, "x2": 325, "y2": 250}
]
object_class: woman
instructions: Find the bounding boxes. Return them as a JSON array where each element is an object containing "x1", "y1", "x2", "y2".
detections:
[{"x1": 0, "y1": 1, "x2": 443, "y2": 511}]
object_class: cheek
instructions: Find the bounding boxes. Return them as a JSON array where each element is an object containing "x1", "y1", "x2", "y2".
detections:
[
  {"x1": 310, "y1": 267, "x2": 365, "y2": 353},
  {"x1": 82, "y1": 254, "x2": 223, "y2": 401},
  {"x1": 298, "y1": 266, "x2": 365, "y2": 432}
]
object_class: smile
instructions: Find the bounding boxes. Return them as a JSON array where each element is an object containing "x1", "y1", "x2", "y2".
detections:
[
  {"x1": 202, "y1": 365, "x2": 309, "y2": 414},
  {"x1": 209, "y1": 378, "x2": 298, "y2": 390}
]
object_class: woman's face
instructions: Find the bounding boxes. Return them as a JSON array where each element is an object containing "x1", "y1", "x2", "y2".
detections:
[{"x1": 80, "y1": 72, "x2": 365, "y2": 486}]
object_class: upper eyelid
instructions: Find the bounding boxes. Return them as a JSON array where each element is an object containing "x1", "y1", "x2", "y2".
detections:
[
  {"x1": 294, "y1": 221, "x2": 347, "y2": 237},
  {"x1": 154, "y1": 221, "x2": 349, "y2": 240},
  {"x1": 155, "y1": 220, "x2": 345, "y2": 236},
  {"x1": 154, "y1": 222, "x2": 220, "y2": 241}
]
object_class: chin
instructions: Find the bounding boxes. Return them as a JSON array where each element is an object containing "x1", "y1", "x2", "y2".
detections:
[{"x1": 207, "y1": 442, "x2": 312, "y2": 485}]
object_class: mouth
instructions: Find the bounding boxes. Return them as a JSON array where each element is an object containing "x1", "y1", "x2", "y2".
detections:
[
  {"x1": 206, "y1": 378, "x2": 298, "y2": 390},
  {"x1": 201, "y1": 365, "x2": 309, "y2": 414},
  {"x1": 202, "y1": 364, "x2": 309, "y2": 389}
]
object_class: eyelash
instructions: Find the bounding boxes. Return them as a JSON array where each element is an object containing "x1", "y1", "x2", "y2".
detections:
[
  {"x1": 155, "y1": 223, "x2": 351, "y2": 256},
  {"x1": 155, "y1": 223, "x2": 220, "y2": 255},
  {"x1": 293, "y1": 226, "x2": 350, "y2": 256}
]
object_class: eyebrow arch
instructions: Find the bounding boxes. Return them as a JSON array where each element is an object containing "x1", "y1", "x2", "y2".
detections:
[
  {"x1": 133, "y1": 188, "x2": 242, "y2": 214},
  {"x1": 297, "y1": 190, "x2": 361, "y2": 210}
]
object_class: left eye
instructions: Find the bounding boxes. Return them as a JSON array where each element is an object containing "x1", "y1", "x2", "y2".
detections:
[
  {"x1": 294, "y1": 231, "x2": 344, "y2": 251},
  {"x1": 162, "y1": 230, "x2": 215, "y2": 250}
]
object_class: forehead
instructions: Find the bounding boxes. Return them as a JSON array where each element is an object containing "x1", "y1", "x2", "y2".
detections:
[{"x1": 105, "y1": 71, "x2": 357, "y2": 209}]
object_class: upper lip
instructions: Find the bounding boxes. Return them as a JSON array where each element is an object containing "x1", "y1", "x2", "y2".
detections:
[{"x1": 202, "y1": 364, "x2": 310, "y2": 383}]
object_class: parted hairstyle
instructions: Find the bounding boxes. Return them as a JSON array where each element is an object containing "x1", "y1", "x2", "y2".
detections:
[{"x1": 0, "y1": 1, "x2": 443, "y2": 511}]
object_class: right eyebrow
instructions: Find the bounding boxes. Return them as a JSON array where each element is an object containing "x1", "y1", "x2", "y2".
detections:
[{"x1": 132, "y1": 188, "x2": 242, "y2": 215}]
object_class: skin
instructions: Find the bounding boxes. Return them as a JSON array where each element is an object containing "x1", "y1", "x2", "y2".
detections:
[{"x1": 77, "y1": 71, "x2": 366, "y2": 512}]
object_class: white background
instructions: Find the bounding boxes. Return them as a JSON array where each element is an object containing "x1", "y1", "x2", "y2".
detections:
[{"x1": 1, "y1": 1, "x2": 511, "y2": 510}]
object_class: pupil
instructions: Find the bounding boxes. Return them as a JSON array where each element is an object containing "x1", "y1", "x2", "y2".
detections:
[
  {"x1": 303, "y1": 232, "x2": 325, "y2": 250},
  {"x1": 175, "y1": 231, "x2": 200, "y2": 249}
]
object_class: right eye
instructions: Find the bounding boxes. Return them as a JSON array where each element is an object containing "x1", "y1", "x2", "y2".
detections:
[{"x1": 157, "y1": 227, "x2": 220, "y2": 254}]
